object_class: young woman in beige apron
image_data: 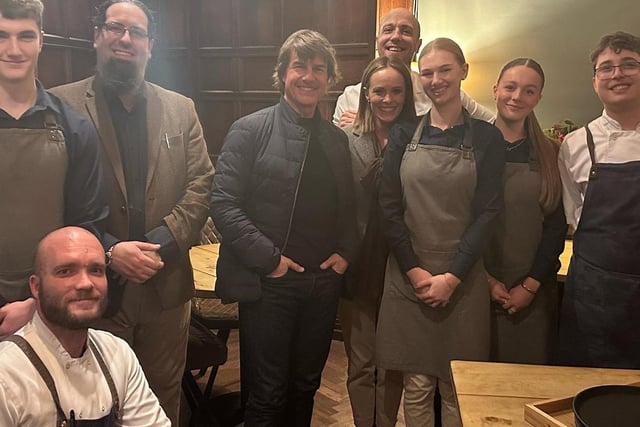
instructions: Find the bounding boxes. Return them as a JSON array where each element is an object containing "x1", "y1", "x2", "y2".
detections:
[
  {"x1": 377, "y1": 38, "x2": 505, "y2": 427},
  {"x1": 485, "y1": 58, "x2": 566, "y2": 364}
]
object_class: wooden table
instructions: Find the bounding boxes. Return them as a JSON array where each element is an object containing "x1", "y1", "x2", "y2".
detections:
[
  {"x1": 558, "y1": 240, "x2": 572, "y2": 282},
  {"x1": 450, "y1": 360, "x2": 640, "y2": 426},
  {"x1": 190, "y1": 243, "x2": 219, "y2": 295}
]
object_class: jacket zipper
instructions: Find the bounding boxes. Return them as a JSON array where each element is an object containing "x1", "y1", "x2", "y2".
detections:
[{"x1": 281, "y1": 131, "x2": 310, "y2": 252}]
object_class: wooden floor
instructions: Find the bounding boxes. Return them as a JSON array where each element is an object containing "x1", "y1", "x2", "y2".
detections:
[{"x1": 206, "y1": 330, "x2": 406, "y2": 426}]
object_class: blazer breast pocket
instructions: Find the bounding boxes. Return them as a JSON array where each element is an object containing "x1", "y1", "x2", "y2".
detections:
[{"x1": 163, "y1": 131, "x2": 186, "y2": 178}]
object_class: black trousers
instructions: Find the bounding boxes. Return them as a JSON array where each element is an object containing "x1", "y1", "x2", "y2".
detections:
[{"x1": 240, "y1": 269, "x2": 342, "y2": 427}]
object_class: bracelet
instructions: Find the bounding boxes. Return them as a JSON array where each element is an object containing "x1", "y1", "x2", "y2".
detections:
[{"x1": 520, "y1": 282, "x2": 537, "y2": 295}]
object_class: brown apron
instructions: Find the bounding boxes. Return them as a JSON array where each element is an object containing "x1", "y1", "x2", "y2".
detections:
[
  {"x1": 377, "y1": 113, "x2": 490, "y2": 380},
  {"x1": 0, "y1": 111, "x2": 67, "y2": 302},
  {"x1": 5, "y1": 334, "x2": 120, "y2": 426},
  {"x1": 484, "y1": 147, "x2": 558, "y2": 364}
]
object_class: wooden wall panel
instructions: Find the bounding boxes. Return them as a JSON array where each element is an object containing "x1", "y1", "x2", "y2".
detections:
[
  {"x1": 199, "y1": 56, "x2": 235, "y2": 91},
  {"x1": 61, "y1": 0, "x2": 98, "y2": 39},
  {"x1": 239, "y1": 56, "x2": 277, "y2": 91},
  {"x1": 195, "y1": 1, "x2": 233, "y2": 47},
  {"x1": 198, "y1": 97, "x2": 239, "y2": 155},
  {"x1": 37, "y1": 47, "x2": 67, "y2": 89},
  {"x1": 237, "y1": 0, "x2": 282, "y2": 47}
]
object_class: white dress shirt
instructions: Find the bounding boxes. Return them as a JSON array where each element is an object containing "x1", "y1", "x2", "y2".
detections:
[
  {"x1": 558, "y1": 111, "x2": 640, "y2": 229},
  {"x1": 333, "y1": 70, "x2": 495, "y2": 124},
  {"x1": 0, "y1": 312, "x2": 170, "y2": 427}
]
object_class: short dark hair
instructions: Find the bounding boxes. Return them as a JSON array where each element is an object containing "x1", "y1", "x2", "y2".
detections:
[
  {"x1": 590, "y1": 31, "x2": 640, "y2": 68},
  {"x1": 93, "y1": 0, "x2": 156, "y2": 39},
  {"x1": 0, "y1": 0, "x2": 44, "y2": 29},
  {"x1": 273, "y1": 29, "x2": 340, "y2": 93}
]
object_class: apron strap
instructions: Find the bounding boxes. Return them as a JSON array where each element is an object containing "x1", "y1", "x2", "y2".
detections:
[
  {"x1": 407, "y1": 115, "x2": 428, "y2": 151},
  {"x1": 4, "y1": 335, "x2": 68, "y2": 424},
  {"x1": 88, "y1": 338, "x2": 121, "y2": 421},
  {"x1": 44, "y1": 110, "x2": 65, "y2": 143},
  {"x1": 584, "y1": 125, "x2": 598, "y2": 179},
  {"x1": 44, "y1": 111, "x2": 58, "y2": 129},
  {"x1": 527, "y1": 137, "x2": 541, "y2": 172},
  {"x1": 461, "y1": 109, "x2": 474, "y2": 159}
]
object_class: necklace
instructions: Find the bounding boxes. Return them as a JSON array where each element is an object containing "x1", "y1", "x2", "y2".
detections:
[{"x1": 505, "y1": 138, "x2": 527, "y2": 152}]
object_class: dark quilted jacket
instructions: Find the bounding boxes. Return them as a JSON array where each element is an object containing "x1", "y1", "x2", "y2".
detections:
[{"x1": 210, "y1": 99, "x2": 358, "y2": 303}]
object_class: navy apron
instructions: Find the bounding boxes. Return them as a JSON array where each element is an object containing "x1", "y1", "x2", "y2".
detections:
[{"x1": 556, "y1": 125, "x2": 640, "y2": 368}]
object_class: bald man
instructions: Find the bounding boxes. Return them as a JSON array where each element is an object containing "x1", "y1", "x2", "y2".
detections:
[
  {"x1": 0, "y1": 227, "x2": 169, "y2": 427},
  {"x1": 333, "y1": 8, "x2": 494, "y2": 127}
]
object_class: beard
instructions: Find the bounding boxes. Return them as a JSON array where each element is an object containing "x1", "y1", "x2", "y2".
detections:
[
  {"x1": 98, "y1": 57, "x2": 142, "y2": 95},
  {"x1": 39, "y1": 285, "x2": 107, "y2": 330}
]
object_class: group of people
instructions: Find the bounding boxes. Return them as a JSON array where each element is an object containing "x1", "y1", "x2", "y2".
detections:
[{"x1": 0, "y1": 1, "x2": 638, "y2": 427}]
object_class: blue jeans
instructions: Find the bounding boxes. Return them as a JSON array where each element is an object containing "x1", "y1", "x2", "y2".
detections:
[{"x1": 240, "y1": 269, "x2": 343, "y2": 427}]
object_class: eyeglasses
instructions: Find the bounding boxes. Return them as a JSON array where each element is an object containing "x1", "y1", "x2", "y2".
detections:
[
  {"x1": 594, "y1": 60, "x2": 640, "y2": 79},
  {"x1": 101, "y1": 21, "x2": 149, "y2": 41}
]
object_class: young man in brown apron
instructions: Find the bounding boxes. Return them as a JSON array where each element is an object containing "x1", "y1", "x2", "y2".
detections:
[
  {"x1": 0, "y1": 227, "x2": 169, "y2": 426},
  {"x1": 0, "y1": 0, "x2": 106, "y2": 340},
  {"x1": 557, "y1": 31, "x2": 640, "y2": 369}
]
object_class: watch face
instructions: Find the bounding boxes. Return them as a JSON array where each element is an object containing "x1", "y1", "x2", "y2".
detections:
[{"x1": 105, "y1": 250, "x2": 112, "y2": 266}]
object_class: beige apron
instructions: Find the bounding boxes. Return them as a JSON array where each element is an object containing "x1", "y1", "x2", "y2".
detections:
[
  {"x1": 485, "y1": 149, "x2": 558, "y2": 364},
  {"x1": 0, "y1": 111, "x2": 67, "y2": 301},
  {"x1": 377, "y1": 114, "x2": 490, "y2": 380}
]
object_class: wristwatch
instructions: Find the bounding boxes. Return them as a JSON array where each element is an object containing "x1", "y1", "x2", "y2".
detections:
[{"x1": 105, "y1": 244, "x2": 116, "y2": 266}]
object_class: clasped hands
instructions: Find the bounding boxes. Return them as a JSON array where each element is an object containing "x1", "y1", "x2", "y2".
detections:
[
  {"x1": 407, "y1": 267, "x2": 460, "y2": 308},
  {"x1": 488, "y1": 274, "x2": 540, "y2": 315},
  {"x1": 109, "y1": 241, "x2": 164, "y2": 284}
]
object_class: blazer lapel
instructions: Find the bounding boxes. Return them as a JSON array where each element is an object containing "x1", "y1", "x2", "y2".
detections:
[
  {"x1": 86, "y1": 79, "x2": 128, "y2": 203},
  {"x1": 145, "y1": 83, "x2": 163, "y2": 193},
  {"x1": 352, "y1": 133, "x2": 378, "y2": 169}
]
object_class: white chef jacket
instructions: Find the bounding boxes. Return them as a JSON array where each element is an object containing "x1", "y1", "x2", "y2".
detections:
[
  {"x1": 0, "y1": 312, "x2": 170, "y2": 427},
  {"x1": 558, "y1": 110, "x2": 640, "y2": 229}
]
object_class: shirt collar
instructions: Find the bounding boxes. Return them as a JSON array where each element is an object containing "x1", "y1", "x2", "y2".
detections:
[
  {"x1": 601, "y1": 109, "x2": 622, "y2": 130},
  {"x1": 601, "y1": 109, "x2": 640, "y2": 132},
  {"x1": 31, "y1": 311, "x2": 91, "y2": 362},
  {"x1": 0, "y1": 81, "x2": 61, "y2": 119}
]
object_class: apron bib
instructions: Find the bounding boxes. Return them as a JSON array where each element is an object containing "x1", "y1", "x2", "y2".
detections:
[
  {"x1": 377, "y1": 113, "x2": 490, "y2": 379},
  {"x1": 5, "y1": 335, "x2": 120, "y2": 426},
  {"x1": 0, "y1": 112, "x2": 67, "y2": 301},
  {"x1": 485, "y1": 149, "x2": 558, "y2": 364},
  {"x1": 557, "y1": 125, "x2": 640, "y2": 368}
]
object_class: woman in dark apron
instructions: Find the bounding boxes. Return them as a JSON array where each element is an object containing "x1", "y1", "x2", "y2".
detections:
[
  {"x1": 485, "y1": 58, "x2": 567, "y2": 364},
  {"x1": 340, "y1": 56, "x2": 416, "y2": 427},
  {"x1": 377, "y1": 38, "x2": 505, "y2": 427}
]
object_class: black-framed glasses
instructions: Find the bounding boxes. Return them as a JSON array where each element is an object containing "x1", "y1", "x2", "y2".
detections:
[
  {"x1": 594, "y1": 60, "x2": 640, "y2": 79},
  {"x1": 101, "y1": 21, "x2": 149, "y2": 40}
]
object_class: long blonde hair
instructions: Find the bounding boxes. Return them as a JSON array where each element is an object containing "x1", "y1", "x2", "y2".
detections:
[{"x1": 496, "y1": 58, "x2": 562, "y2": 213}]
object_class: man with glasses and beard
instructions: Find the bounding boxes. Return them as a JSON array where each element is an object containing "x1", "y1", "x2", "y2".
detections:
[
  {"x1": 0, "y1": 227, "x2": 170, "y2": 427},
  {"x1": 50, "y1": 1, "x2": 214, "y2": 424}
]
